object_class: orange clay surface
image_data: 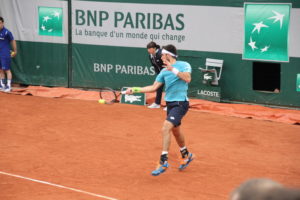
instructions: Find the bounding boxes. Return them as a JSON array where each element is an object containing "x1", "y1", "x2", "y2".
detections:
[{"x1": 0, "y1": 91, "x2": 300, "y2": 200}]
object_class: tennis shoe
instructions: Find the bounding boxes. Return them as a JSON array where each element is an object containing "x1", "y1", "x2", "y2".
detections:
[
  {"x1": 148, "y1": 103, "x2": 160, "y2": 109},
  {"x1": 4, "y1": 86, "x2": 11, "y2": 93},
  {"x1": 151, "y1": 161, "x2": 169, "y2": 176},
  {"x1": 179, "y1": 153, "x2": 194, "y2": 171}
]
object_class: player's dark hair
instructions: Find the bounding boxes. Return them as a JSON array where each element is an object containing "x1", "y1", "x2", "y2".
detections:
[
  {"x1": 163, "y1": 44, "x2": 177, "y2": 58},
  {"x1": 147, "y1": 41, "x2": 160, "y2": 49},
  {"x1": 0, "y1": 17, "x2": 4, "y2": 23}
]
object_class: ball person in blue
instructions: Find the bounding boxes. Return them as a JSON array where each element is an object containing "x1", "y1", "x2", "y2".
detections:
[
  {"x1": 0, "y1": 16, "x2": 17, "y2": 92},
  {"x1": 125, "y1": 44, "x2": 194, "y2": 176}
]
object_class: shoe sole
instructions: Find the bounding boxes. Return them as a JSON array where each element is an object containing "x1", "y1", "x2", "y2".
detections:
[
  {"x1": 151, "y1": 169, "x2": 166, "y2": 176},
  {"x1": 151, "y1": 164, "x2": 169, "y2": 176}
]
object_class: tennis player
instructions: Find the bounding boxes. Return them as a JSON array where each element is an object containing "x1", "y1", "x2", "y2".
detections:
[
  {"x1": 125, "y1": 44, "x2": 194, "y2": 176},
  {"x1": 0, "y1": 16, "x2": 17, "y2": 92}
]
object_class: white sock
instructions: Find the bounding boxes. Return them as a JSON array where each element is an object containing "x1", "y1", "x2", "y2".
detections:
[
  {"x1": 161, "y1": 151, "x2": 168, "y2": 155},
  {"x1": 7, "y1": 79, "x2": 11, "y2": 88},
  {"x1": 180, "y1": 146, "x2": 187, "y2": 151},
  {"x1": 0, "y1": 79, "x2": 5, "y2": 87}
]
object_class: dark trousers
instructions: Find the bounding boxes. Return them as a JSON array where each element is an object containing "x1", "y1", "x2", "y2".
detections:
[{"x1": 155, "y1": 84, "x2": 164, "y2": 105}]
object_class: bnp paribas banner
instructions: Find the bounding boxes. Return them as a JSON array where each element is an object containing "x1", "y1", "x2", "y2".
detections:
[
  {"x1": 71, "y1": 0, "x2": 245, "y2": 88},
  {"x1": 243, "y1": 3, "x2": 291, "y2": 62},
  {"x1": 72, "y1": 0, "x2": 244, "y2": 53},
  {"x1": 72, "y1": 1, "x2": 188, "y2": 48}
]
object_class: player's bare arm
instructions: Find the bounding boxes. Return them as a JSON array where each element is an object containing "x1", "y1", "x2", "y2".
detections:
[
  {"x1": 164, "y1": 61, "x2": 191, "y2": 83},
  {"x1": 175, "y1": 71, "x2": 191, "y2": 83},
  {"x1": 10, "y1": 40, "x2": 17, "y2": 57},
  {"x1": 126, "y1": 81, "x2": 163, "y2": 94}
]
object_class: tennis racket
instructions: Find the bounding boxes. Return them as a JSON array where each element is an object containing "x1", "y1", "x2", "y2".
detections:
[{"x1": 99, "y1": 87, "x2": 126, "y2": 104}]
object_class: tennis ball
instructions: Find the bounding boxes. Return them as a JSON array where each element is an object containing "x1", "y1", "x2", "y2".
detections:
[
  {"x1": 98, "y1": 99, "x2": 106, "y2": 104},
  {"x1": 10, "y1": 51, "x2": 16, "y2": 57}
]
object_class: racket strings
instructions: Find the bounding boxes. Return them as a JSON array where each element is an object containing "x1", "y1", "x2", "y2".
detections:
[{"x1": 100, "y1": 90, "x2": 118, "y2": 103}]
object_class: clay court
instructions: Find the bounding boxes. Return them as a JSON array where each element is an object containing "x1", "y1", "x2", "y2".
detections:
[{"x1": 0, "y1": 90, "x2": 300, "y2": 200}]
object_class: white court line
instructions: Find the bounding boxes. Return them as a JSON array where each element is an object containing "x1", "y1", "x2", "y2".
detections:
[{"x1": 0, "y1": 171, "x2": 118, "y2": 200}]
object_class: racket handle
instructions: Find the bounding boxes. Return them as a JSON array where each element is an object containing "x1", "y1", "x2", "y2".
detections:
[{"x1": 121, "y1": 91, "x2": 126, "y2": 94}]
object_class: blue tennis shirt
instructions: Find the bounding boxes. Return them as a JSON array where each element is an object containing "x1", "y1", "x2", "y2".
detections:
[
  {"x1": 0, "y1": 27, "x2": 14, "y2": 58},
  {"x1": 156, "y1": 61, "x2": 192, "y2": 102}
]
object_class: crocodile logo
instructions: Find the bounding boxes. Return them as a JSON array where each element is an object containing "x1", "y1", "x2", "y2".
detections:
[
  {"x1": 203, "y1": 73, "x2": 212, "y2": 80},
  {"x1": 125, "y1": 95, "x2": 142, "y2": 103}
]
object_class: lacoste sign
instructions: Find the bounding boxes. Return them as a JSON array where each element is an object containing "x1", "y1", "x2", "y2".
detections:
[
  {"x1": 124, "y1": 94, "x2": 142, "y2": 103},
  {"x1": 196, "y1": 85, "x2": 221, "y2": 102},
  {"x1": 120, "y1": 88, "x2": 146, "y2": 105}
]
